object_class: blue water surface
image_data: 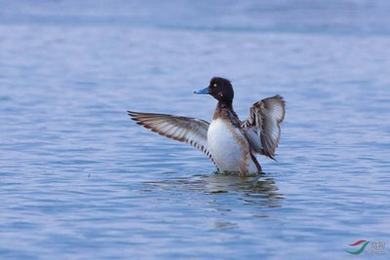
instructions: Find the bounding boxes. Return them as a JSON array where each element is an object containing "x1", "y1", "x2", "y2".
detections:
[{"x1": 1, "y1": 1, "x2": 390, "y2": 259}]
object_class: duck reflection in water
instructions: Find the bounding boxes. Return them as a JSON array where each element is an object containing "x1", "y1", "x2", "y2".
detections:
[
  {"x1": 145, "y1": 172, "x2": 283, "y2": 208},
  {"x1": 203, "y1": 173, "x2": 283, "y2": 206}
]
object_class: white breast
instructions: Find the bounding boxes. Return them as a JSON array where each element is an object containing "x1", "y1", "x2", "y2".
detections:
[{"x1": 207, "y1": 119, "x2": 246, "y2": 172}]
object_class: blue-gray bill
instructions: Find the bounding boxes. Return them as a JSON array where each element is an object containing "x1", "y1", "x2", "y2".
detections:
[{"x1": 193, "y1": 87, "x2": 209, "y2": 94}]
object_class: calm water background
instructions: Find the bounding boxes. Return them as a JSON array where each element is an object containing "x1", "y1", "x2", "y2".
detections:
[{"x1": 1, "y1": 1, "x2": 390, "y2": 259}]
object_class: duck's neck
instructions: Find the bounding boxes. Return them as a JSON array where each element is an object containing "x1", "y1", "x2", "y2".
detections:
[
  {"x1": 217, "y1": 100, "x2": 233, "y2": 110},
  {"x1": 213, "y1": 100, "x2": 234, "y2": 120}
]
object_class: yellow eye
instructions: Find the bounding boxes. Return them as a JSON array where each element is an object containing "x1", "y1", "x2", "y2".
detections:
[{"x1": 213, "y1": 83, "x2": 217, "y2": 87}]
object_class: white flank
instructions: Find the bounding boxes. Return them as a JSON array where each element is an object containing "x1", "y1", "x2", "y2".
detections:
[{"x1": 208, "y1": 119, "x2": 257, "y2": 173}]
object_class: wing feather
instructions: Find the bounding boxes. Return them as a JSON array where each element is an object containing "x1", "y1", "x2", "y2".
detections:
[
  {"x1": 128, "y1": 111, "x2": 213, "y2": 160},
  {"x1": 242, "y1": 95, "x2": 285, "y2": 159}
]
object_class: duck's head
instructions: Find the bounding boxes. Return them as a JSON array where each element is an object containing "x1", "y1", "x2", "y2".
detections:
[{"x1": 194, "y1": 77, "x2": 234, "y2": 103}]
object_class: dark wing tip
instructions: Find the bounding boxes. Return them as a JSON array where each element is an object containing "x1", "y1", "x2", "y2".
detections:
[
  {"x1": 127, "y1": 110, "x2": 134, "y2": 116},
  {"x1": 128, "y1": 110, "x2": 139, "y2": 119},
  {"x1": 269, "y1": 154, "x2": 277, "y2": 161}
]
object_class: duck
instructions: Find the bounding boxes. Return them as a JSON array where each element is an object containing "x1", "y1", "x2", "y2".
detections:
[{"x1": 128, "y1": 77, "x2": 285, "y2": 176}]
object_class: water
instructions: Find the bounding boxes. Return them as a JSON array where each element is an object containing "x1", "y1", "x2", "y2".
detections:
[{"x1": 1, "y1": 1, "x2": 390, "y2": 259}]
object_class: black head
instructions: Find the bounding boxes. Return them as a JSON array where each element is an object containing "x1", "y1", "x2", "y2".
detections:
[{"x1": 194, "y1": 77, "x2": 234, "y2": 103}]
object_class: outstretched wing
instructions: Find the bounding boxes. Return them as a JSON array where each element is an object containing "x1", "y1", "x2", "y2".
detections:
[
  {"x1": 242, "y1": 95, "x2": 285, "y2": 159},
  {"x1": 128, "y1": 111, "x2": 212, "y2": 159}
]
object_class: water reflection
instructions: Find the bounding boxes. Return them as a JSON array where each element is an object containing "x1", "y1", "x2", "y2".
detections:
[
  {"x1": 203, "y1": 173, "x2": 283, "y2": 207},
  {"x1": 144, "y1": 173, "x2": 283, "y2": 208}
]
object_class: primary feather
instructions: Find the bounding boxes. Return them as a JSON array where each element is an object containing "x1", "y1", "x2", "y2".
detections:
[
  {"x1": 242, "y1": 95, "x2": 286, "y2": 159},
  {"x1": 128, "y1": 111, "x2": 213, "y2": 160}
]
